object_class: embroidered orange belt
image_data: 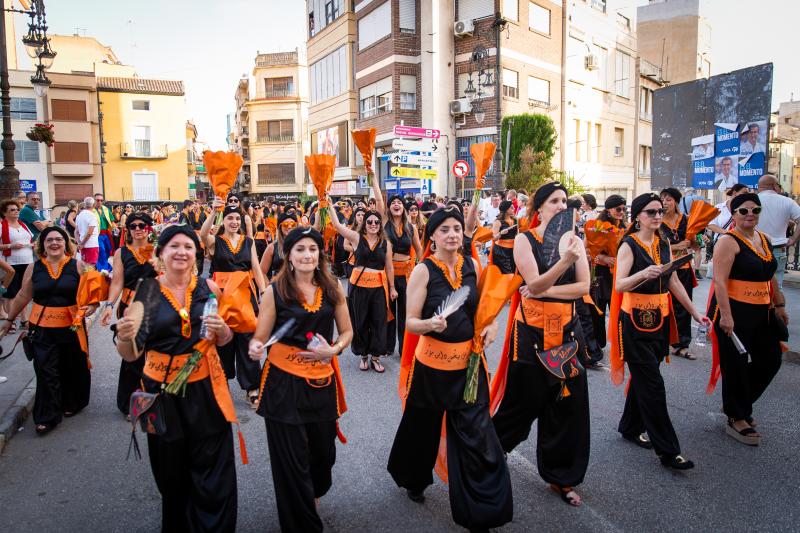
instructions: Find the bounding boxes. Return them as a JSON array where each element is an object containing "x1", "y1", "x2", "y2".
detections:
[
  {"x1": 255, "y1": 231, "x2": 266, "y2": 240},
  {"x1": 349, "y1": 268, "x2": 394, "y2": 321},
  {"x1": 495, "y1": 238, "x2": 515, "y2": 248},
  {"x1": 267, "y1": 341, "x2": 334, "y2": 380},
  {"x1": 144, "y1": 350, "x2": 210, "y2": 383},
  {"x1": 727, "y1": 279, "x2": 770, "y2": 305},
  {"x1": 622, "y1": 292, "x2": 671, "y2": 333},
  {"x1": 515, "y1": 298, "x2": 574, "y2": 350},
  {"x1": 121, "y1": 287, "x2": 134, "y2": 306},
  {"x1": 393, "y1": 258, "x2": 414, "y2": 279},
  {"x1": 29, "y1": 303, "x2": 91, "y2": 365},
  {"x1": 414, "y1": 336, "x2": 472, "y2": 371}
]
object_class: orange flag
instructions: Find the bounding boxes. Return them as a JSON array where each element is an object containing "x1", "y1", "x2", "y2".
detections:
[
  {"x1": 352, "y1": 128, "x2": 377, "y2": 174},
  {"x1": 203, "y1": 151, "x2": 243, "y2": 201},
  {"x1": 306, "y1": 154, "x2": 336, "y2": 226},
  {"x1": 685, "y1": 200, "x2": 720, "y2": 242},
  {"x1": 470, "y1": 142, "x2": 496, "y2": 191}
]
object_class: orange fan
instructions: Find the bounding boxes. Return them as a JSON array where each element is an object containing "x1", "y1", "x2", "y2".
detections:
[
  {"x1": 685, "y1": 200, "x2": 720, "y2": 242},
  {"x1": 352, "y1": 128, "x2": 377, "y2": 178}
]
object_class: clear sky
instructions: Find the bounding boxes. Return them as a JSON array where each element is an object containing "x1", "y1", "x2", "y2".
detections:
[{"x1": 12, "y1": 0, "x2": 797, "y2": 147}]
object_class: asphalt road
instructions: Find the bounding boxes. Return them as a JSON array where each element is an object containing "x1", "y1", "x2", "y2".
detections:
[{"x1": 1, "y1": 277, "x2": 798, "y2": 532}]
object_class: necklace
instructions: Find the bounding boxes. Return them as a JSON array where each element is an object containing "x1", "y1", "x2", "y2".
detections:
[
  {"x1": 128, "y1": 244, "x2": 153, "y2": 265},
  {"x1": 730, "y1": 229, "x2": 772, "y2": 262},
  {"x1": 631, "y1": 233, "x2": 661, "y2": 265},
  {"x1": 221, "y1": 235, "x2": 243, "y2": 255},
  {"x1": 43, "y1": 257, "x2": 69, "y2": 279},
  {"x1": 301, "y1": 286, "x2": 323, "y2": 313},
  {"x1": 160, "y1": 275, "x2": 197, "y2": 338},
  {"x1": 429, "y1": 254, "x2": 464, "y2": 289},
  {"x1": 530, "y1": 229, "x2": 544, "y2": 243}
]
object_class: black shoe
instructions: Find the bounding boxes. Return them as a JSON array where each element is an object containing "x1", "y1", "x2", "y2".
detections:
[
  {"x1": 586, "y1": 361, "x2": 606, "y2": 370},
  {"x1": 695, "y1": 270, "x2": 704, "y2": 280},
  {"x1": 659, "y1": 454, "x2": 695, "y2": 470},
  {"x1": 406, "y1": 489, "x2": 425, "y2": 503},
  {"x1": 622, "y1": 432, "x2": 653, "y2": 450}
]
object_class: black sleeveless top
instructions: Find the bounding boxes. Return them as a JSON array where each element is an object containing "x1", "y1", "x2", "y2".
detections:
[
  {"x1": 333, "y1": 235, "x2": 349, "y2": 264},
  {"x1": 420, "y1": 256, "x2": 478, "y2": 343},
  {"x1": 499, "y1": 218, "x2": 518, "y2": 239},
  {"x1": 272, "y1": 286, "x2": 335, "y2": 349},
  {"x1": 385, "y1": 221, "x2": 412, "y2": 256},
  {"x1": 211, "y1": 235, "x2": 253, "y2": 273},
  {"x1": 523, "y1": 231, "x2": 575, "y2": 301},
  {"x1": 727, "y1": 231, "x2": 777, "y2": 283},
  {"x1": 661, "y1": 213, "x2": 687, "y2": 245},
  {"x1": 255, "y1": 218, "x2": 266, "y2": 240},
  {"x1": 32, "y1": 258, "x2": 79, "y2": 308},
  {"x1": 120, "y1": 246, "x2": 157, "y2": 290},
  {"x1": 353, "y1": 235, "x2": 386, "y2": 270},
  {"x1": 269, "y1": 242, "x2": 284, "y2": 279},
  {"x1": 622, "y1": 234, "x2": 671, "y2": 295},
  {"x1": 65, "y1": 209, "x2": 77, "y2": 237},
  {"x1": 140, "y1": 278, "x2": 212, "y2": 355}
]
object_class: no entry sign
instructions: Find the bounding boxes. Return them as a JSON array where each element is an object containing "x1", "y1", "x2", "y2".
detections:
[{"x1": 452, "y1": 160, "x2": 470, "y2": 178}]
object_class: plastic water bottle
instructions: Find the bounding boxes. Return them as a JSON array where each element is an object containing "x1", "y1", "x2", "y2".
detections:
[
  {"x1": 695, "y1": 322, "x2": 709, "y2": 347},
  {"x1": 306, "y1": 332, "x2": 322, "y2": 350},
  {"x1": 199, "y1": 293, "x2": 218, "y2": 340}
]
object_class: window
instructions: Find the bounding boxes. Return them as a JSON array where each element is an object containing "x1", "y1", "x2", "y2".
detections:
[
  {"x1": 400, "y1": 75, "x2": 417, "y2": 111},
  {"x1": 132, "y1": 125, "x2": 151, "y2": 157},
  {"x1": 456, "y1": 135, "x2": 496, "y2": 180},
  {"x1": 593, "y1": 45, "x2": 608, "y2": 90},
  {"x1": 615, "y1": 51, "x2": 631, "y2": 98},
  {"x1": 593, "y1": 123, "x2": 602, "y2": 162},
  {"x1": 529, "y1": 2, "x2": 550, "y2": 35},
  {"x1": 502, "y1": 69, "x2": 518, "y2": 99},
  {"x1": 613, "y1": 128, "x2": 624, "y2": 157},
  {"x1": 457, "y1": 0, "x2": 493, "y2": 21},
  {"x1": 132, "y1": 100, "x2": 150, "y2": 111},
  {"x1": 358, "y1": 1, "x2": 391, "y2": 50},
  {"x1": 458, "y1": 72, "x2": 494, "y2": 100},
  {"x1": 590, "y1": 0, "x2": 607, "y2": 12},
  {"x1": 51, "y1": 99, "x2": 87, "y2": 121},
  {"x1": 256, "y1": 120, "x2": 294, "y2": 142},
  {"x1": 399, "y1": 0, "x2": 415, "y2": 33},
  {"x1": 617, "y1": 13, "x2": 630, "y2": 30},
  {"x1": 54, "y1": 184, "x2": 92, "y2": 204},
  {"x1": 10, "y1": 97, "x2": 36, "y2": 120},
  {"x1": 308, "y1": 0, "x2": 344, "y2": 37},
  {"x1": 265, "y1": 77, "x2": 295, "y2": 97},
  {"x1": 640, "y1": 87, "x2": 653, "y2": 120},
  {"x1": 258, "y1": 163, "x2": 295, "y2": 185},
  {"x1": 54, "y1": 142, "x2": 90, "y2": 163},
  {"x1": 310, "y1": 45, "x2": 348, "y2": 105},
  {"x1": 639, "y1": 145, "x2": 652, "y2": 176},
  {"x1": 573, "y1": 119, "x2": 582, "y2": 161},
  {"x1": 502, "y1": 0, "x2": 518, "y2": 21},
  {"x1": 359, "y1": 76, "x2": 392, "y2": 119},
  {"x1": 14, "y1": 140, "x2": 39, "y2": 162},
  {"x1": 527, "y1": 76, "x2": 549, "y2": 105}
]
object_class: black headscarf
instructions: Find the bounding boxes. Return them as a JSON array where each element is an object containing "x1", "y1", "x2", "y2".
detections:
[
  {"x1": 445, "y1": 199, "x2": 464, "y2": 215},
  {"x1": 424, "y1": 206, "x2": 465, "y2": 242},
  {"x1": 498, "y1": 200, "x2": 513, "y2": 213},
  {"x1": 222, "y1": 206, "x2": 241, "y2": 220},
  {"x1": 156, "y1": 224, "x2": 200, "y2": 256},
  {"x1": 388, "y1": 194, "x2": 404, "y2": 206},
  {"x1": 125, "y1": 212, "x2": 153, "y2": 228},
  {"x1": 730, "y1": 192, "x2": 760, "y2": 212},
  {"x1": 604, "y1": 194, "x2": 626, "y2": 210},
  {"x1": 660, "y1": 187, "x2": 682, "y2": 203},
  {"x1": 630, "y1": 192, "x2": 662, "y2": 221},
  {"x1": 348, "y1": 207, "x2": 366, "y2": 226},
  {"x1": 283, "y1": 226, "x2": 324, "y2": 256},
  {"x1": 533, "y1": 182, "x2": 569, "y2": 210}
]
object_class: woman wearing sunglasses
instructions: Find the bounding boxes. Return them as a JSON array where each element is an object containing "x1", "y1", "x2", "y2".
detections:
[
  {"x1": 609, "y1": 193, "x2": 711, "y2": 470},
  {"x1": 100, "y1": 212, "x2": 157, "y2": 417},
  {"x1": 660, "y1": 188, "x2": 697, "y2": 360},
  {"x1": 328, "y1": 198, "x2": 395, "y2": 373},
  {"x1": 201, "y1": 200, "x2": 267, "y2": 407},
  {"x1": 332, "y1": 207, "x2": 364, "y2": 288},
  {"x1": 260, "y1": 213, "x2": 298, "y2": 281},
  {"x1": 490, "y1": 200, "x2": 517, "y2": 274},
  {"x1": 226, "y1": 193, "x2": 254, "y2": 239},
  {"x1": 707, "y1": 193, "x2": 786, "y2": 446}
]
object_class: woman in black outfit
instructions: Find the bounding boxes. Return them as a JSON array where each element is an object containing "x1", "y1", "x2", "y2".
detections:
[
  {"x1": 260, "y1": 213, "x2": 298, "y2": 282},
  {"x1": 491, "y1": 200, "x2": 517, "y2": 274}
]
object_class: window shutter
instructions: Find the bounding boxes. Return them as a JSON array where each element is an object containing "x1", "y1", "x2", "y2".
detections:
[
  {"x1": 375, "y1": 76, "x2": 393, "y2": 96},
  {"x1": 399, "y1": 0, "x2": 415, "y2": 31},
  {"x1": 457, "y1": 0, "x2": 493, "y2": 21},
  {"x1": 400, "y1": 75, "x2": 416, "y2": 94},
  {"x1": 358, "y1": 1, "x2": 391, "y2": 50}
]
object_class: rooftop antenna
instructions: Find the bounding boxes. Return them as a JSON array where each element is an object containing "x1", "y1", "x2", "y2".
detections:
[{"x1": 74, "y1": 27, "x2": 87, "y2": 37}]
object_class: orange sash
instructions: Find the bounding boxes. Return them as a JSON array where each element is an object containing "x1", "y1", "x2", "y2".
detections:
[
  {"x1": 515, "y1": 298, "x2": 573, "y2": 350},
  {"x1": 144, "y1": 349, "x2": 210, "y2": 383},
  {"x1": 727, "y1": 279, "x2": 770, "y2": 305},
  {"x1": 255, "y1": 231, "x2": 266, "y2": 240},
  {"x1": 414, "y1": 336, "x2": 472, "y2": 371},
  {"x1": 349, "y1": 268, "x2": 394, "y2": 322},
  {"x1": 392, "y1": 258, "x2": 414, "y2": 279},
  {"x1": 494, "y1": 238, "x2": 515, "y2": 248},
  {"x1": 621, "y1": 292, "x2": 670, "y2": 315},
  {"x1": 214, "y1": 271, "x2": 257, "y2": 333},
  {"x1": 121, "y1": 287, "x2": 134, "y2": 306},
  {"x1": 29, "y1": 303, "x2": 90, "y2": 363}
]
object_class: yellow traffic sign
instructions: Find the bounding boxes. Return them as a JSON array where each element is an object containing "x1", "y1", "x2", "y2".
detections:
[{"x1": 390, "y1": 166, "x2": 438, "y2": 180}]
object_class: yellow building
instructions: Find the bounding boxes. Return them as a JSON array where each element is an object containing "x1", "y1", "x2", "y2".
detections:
[{"x1": 98, "y1": 77, "x2": 189, "y2": 202}]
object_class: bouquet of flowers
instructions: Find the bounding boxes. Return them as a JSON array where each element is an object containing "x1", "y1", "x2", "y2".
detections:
[
  {"x1": 27, "y1": 123, "x2": 55, "y2": 147},
  {"x1": 352, "y1": 128, "x2": 376, "y2": 186},
  {"x1": 71, "y1": 267, "x2": 110, "y2": 331},
  {"x1": 470, "y1": 142, "x2": 496, "y2": 206},
  {"x1": 584, "y1": 219, "x2": 624, "y2": 280},
  {"x1": 203, "y1": 150, "x2": 243, "y2": 225},
  {"x1": 305, "y1": 154, "x2": 336, "y2": 228}
]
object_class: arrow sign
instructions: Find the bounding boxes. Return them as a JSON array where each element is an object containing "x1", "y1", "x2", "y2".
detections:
[
  {"x1": 392, "y1": 138, "x2": 439, "y2": 152},
  {"x1": 393, "y1": 125, "x2": 441, "y2": 139},
  {"x1": 390, "y1": 153, "x2": 440, "y2": 166},
  {"x1": 391, "y1": 167, "x2": 438, "y2": 180}
]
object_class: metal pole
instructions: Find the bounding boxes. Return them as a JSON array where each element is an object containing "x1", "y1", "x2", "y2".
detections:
[{"x1": 0, "y1": 5, "x2": 20, "y2": 199}]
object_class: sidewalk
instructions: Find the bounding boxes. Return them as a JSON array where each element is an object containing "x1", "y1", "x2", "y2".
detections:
[{"x1": 0, "y1": 338, "x2": 35, "y2": 454}]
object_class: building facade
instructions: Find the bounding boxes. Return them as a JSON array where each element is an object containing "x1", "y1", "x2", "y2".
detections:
[
  {"x1": 98, "y1": 77, "x2": 189, "y2": 202},
  {"x1": 634, "y1": 57, "x2": 666, "y2": 195}
]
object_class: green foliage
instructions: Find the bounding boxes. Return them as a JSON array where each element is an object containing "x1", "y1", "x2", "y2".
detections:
[
  {"x1": 505, "y1": 146, "x2": 554, "y2": 193},
  {"x1": 500, "y1": 114, "x2": 557, "y2": 174},
  {"x1": 559, "y1": 172, "x2": 589, "y2": 196}
]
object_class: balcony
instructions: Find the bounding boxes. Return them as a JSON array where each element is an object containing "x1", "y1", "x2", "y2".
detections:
[
  {"x1": 120, "y1": 142, "x2": 168, "y2": 159},
  {"x1": 256, "y1": 135, "x2": 295, "y2": 143},
  {"x1": 119, "y1": 186, "x2": 176, "y2": 202},
  {"x1": 263, "y1": 89, "x2": 297, "y2": 98}
]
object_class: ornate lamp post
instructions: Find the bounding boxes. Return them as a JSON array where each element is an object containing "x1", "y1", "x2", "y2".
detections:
[{"x1": 0, "y1": 0, "x2": 55, "y2": 199}]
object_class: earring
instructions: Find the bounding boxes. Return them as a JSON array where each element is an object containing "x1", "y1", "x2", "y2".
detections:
[
  {"x1": 289, "y1": 262, "x2": 294, "y2": 272},
  {"x1": 316, "y1": 264, "x2": 321, "y2": 271},
  {"x1": 634, "y1": 220, "x2": 640, "y2": 230},
  {"x1": 431, "y1": 241, "x2": 437, "y2": 251},
  {"x1": 157, "y1": 258, "x2": 165, "y2": 272}
]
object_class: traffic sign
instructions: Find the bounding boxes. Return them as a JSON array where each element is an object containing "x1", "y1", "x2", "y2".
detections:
[
  {"x1": 392, "y1": 138, "x2": 440, "y2": 153},
  {"x1": 421, "y1": 180, "x2": 431, "y2": 194},
  {"x1": 390, "y1": 153, "x2": 439, "y2": 166},
  {"x1": 452, "y1": 160, "x2": 470, "y2": 178},
  {"x1": 390, "y1": 167, "x2": 438, "y2": 180},
  {"x1": 393, "y1": 125, "x2": 441, "y2": 139}
]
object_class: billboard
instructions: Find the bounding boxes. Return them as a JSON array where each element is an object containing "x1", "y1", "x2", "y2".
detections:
[{"x1": 652, "y1": 63, "x2": 773, "y2": 189}]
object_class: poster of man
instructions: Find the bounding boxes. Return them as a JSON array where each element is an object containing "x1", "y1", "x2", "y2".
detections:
[
  {"x1": 317, "y1": 126, "x2": 340, "y2": 166},
  {"x1": 715, "y1": 155, "x2": 738, "y2": 191},
  {"x1": 691, "y1": 134, "x2": 715, "y2": 160},
  {"x1": 739, "y1": 120, "x2": 767, "y2": 156}
]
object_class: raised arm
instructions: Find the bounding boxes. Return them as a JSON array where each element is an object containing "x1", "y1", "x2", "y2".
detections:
[
  {"x1": 327, "y1": 200, "x2": 360, "y2": 248},
  {"x1": 199, "y1": 198, "x2": 221, "y2": 251},
  {"x1": 465, "y1": 201, "x2": 478, "y2": 236}
]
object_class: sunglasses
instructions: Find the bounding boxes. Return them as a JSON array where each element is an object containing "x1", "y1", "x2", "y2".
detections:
[
  {"x1": 735, "y1": 207, "x2": 761, "y2": 216},
  {"x1": 365, "y1": 219, "x2": 381, "y2": 226},
  {"x1": 642, "y1": 208, "x2": 665, "y2": 217},
  {"x1": 228, "y1": 199, "x2": 240, "y2": 204},
  {"x1": 129, "y1": 223, "x2": 147, "y2": 230},
  {"x1": 280, "y1": 221, "x2": 297, "y2": 228}
]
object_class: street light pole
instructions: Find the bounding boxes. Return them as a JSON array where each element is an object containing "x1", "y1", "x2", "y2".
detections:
[{"x1": 0, "y1": 5, "x2": 20, "y2": 199}]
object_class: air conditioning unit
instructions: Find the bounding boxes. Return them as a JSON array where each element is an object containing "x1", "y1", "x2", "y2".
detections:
[
  {"x1": 454, "y1": 19, "x2": 474, "y2": 37},
  {"x1": 613, "y1": 146, "x2": 622, "y2": 156},
  {"x1": 449, "y1": 98, "x2": 472, "y2": 116},
  {"x1": 585, "y1": 54, "x2": 599, "y2": 71}
]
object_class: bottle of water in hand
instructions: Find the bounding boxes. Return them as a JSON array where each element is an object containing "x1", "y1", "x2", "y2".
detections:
[
  {"x1": 695, "y1": 322, "x2": 709, "y2": 348},
  {"x1": 199, "y1": 293, "x2": 218, "y2": 340},
  {"x1": 306, "y1": 332, "x2": 321, "y2": 350}
]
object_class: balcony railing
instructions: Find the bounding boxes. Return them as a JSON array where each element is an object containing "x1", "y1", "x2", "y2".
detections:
[
  {"x1": 256, "y1": 135, "x2": 295, "y2": 143},
  {"x1": 120, "y1": 142, "x2": 168, "y2": 159},
  {"x1": 119, "y1": 186, "x2": 175, "y2": 202},
  {"x1": 264, "y1": 89, "x2": 296, "y2": 98}
]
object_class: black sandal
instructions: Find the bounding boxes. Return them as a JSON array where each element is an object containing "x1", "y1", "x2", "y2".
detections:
[
  {"x1": 622, "y1": 432, "x2": 653, "y2": 450},
  {"x1": 370, "y1": 356, "x2": 385, "y2": 373},
  {"x1": 359, "y1": 356, "x2": 369, "y2": 371},
  {"x1": 726, "y1": 418, "x2": 760, "y2": 446},
  {"x1": 35, "y1": 424, "x2": 54, "y2": 436},
  {"x1": 246, "y1": 391, "x2": 259, "y2": 409},
  {"x1": 550, "y1": 484, "x2": 582, "y2": 506},
  {"x1": 674, "y1": 348, "x2": 697, "y2": 360},
  {"x1": 659, "y1": 454, "x2": 695, "y2": 470}
]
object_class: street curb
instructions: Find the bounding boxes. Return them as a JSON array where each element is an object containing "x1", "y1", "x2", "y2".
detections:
[
  {"x1": 0, "y1": 376, "x2": 36, "y2": 455},
  {"x1": 784, "y1": 351, "x2": 800, "y2": 364}
]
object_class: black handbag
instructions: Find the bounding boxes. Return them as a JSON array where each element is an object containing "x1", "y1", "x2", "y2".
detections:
[{"x1": 126, "y1": 354, "x2": 176, "y2": 460}]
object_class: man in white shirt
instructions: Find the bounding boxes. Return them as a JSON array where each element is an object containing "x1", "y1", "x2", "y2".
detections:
[
  {"x1": 756, "y1": 175, "x2": 800, "y2": 288},
  {"x1": 481, "y1": 192, "x2": 501, "y2": 226},
  {"x1": 739, "y1": 123, "x2": 765, "y2": 156},
  {"x1": 75, "y1": 197, "x2": 100, "y2": 266}
]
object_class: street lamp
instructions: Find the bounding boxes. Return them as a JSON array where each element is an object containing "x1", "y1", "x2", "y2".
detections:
[{"x1": 0, "y1": 0, "x2": 55, "y2": 198}]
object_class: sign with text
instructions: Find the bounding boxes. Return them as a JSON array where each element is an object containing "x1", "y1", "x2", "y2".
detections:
[
  {"x1": 390, "y1": 153, "x2": 439, "y2": 166},
  {"x1": 19, "y1": 179, "x2": 36, "y2": 192},
  {"x1": 392, "y1": 138, "x2": 440, "y2": 153},
  {"x1": 714, "y1": 123, "x2": 740, "y2": 157},
  {"x1": 691, "y1": 134, "x2": 715, "y2": 189},
  {"x1": 393, "y1": 125, "x2": 440, "y2": 139},
  {"x1": 390, "y1": 166, "x2": 438, "y2": 180}
]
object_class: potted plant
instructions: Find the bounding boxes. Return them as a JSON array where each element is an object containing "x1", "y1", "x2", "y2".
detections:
[{"x1": 27, "y1": 123, "x2": 55, "y2": 147}]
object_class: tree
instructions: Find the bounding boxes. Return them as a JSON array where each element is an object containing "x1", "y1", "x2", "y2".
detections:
[
  {"x1": 500, "y1": 114, "x2": 557, "y2": 174},
  {"x1": 505, "y1": 146, "x2": 555, "y2": 193}
]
